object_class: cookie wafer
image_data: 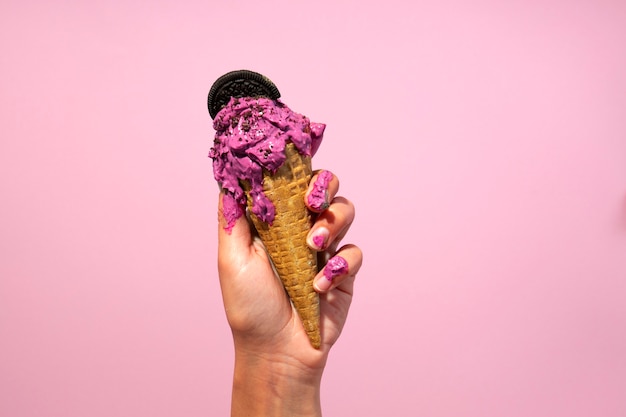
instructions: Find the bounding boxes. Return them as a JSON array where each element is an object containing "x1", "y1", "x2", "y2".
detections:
[{"x1": 207, "y1": 69, "x2": 281, "y2": 119}]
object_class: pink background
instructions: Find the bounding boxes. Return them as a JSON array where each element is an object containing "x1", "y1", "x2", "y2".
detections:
[{"x1": 1, "y1": 0, "x2": 625, "y2": 416}]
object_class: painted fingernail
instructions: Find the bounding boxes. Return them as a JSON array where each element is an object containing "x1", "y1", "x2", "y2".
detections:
[
  {"x1": 307, "y1": 170, "x2": 333, "y2": 211},
  {"x1": 309, "y1": 227, "x2": 329, "y2": 250},
  {"x1": 315, "y1": 256, "x2": 349, "y2": 292}
]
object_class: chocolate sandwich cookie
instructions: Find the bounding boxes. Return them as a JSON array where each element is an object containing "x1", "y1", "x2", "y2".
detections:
[{"x1": 207, "y1": 70, "x2": 281, "y2": 119}]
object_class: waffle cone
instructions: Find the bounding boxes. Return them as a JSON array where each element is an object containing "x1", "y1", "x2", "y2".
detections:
[{"x1": 243, "y1": 143, "x2": 320, "y2": 349}]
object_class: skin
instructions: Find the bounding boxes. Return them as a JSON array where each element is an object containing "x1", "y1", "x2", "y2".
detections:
[{"x1": 217, "y1": 170, "x2": 363, "y2": 417}]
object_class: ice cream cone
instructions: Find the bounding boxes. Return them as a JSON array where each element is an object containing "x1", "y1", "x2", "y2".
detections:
[
  {"x1": 207, "y1": 70, "x2": 325, "y2": 349},
  {"x1": 242, "y1": 143, "x2": 320, "y2": 349}
]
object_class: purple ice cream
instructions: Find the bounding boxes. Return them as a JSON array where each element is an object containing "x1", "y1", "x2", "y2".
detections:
[
  {"x1": 209, "y1": 97, "x2": 325, "y2": 231},
  {"x1": 323, "y1": 256, "x2": 349, "y2": 281},
  {"x1": 307, "y1": 170, "x2": 333, "y2": 211}
]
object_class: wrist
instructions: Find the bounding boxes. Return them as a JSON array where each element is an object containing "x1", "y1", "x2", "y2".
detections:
[{"x1": 231, "y1": 345, "x2": 323, "y2": 417}]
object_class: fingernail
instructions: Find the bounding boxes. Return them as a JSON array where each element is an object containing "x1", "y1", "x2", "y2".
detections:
[
  {"x1": 315, "y1": 256, "x2": 349, "y2": 292},
  {"x1": 307, "y1": 170, "x2": 333, "y2": 211},
  {"x1": 309, "y1": 227, "x2": 329, "y2": 250}
]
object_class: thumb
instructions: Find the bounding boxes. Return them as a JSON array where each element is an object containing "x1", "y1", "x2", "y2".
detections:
[{"x1": 217, "y1": 192, "x2": 253, "y2": 257}]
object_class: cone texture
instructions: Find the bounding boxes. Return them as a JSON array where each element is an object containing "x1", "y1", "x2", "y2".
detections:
[{"x1": 243, "y1": 143, "x2": 320, "y2": 348}]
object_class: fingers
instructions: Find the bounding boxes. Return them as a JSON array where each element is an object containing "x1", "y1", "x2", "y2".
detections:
[
  {"x1": 306, "y1": 196, "x2": 355, "y2": 252},
  {"x1": 304, "y1": 169, "x2": 361, "y2": 294},
  {"x1": 313, "y1": 244, "x2": 363, "y2": 293},
  {"x1": 305, "y1": 170, "x2": 353, "y2": 253}
]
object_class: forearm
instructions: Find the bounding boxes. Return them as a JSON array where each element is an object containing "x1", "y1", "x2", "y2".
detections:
[{"x1": 231, "y1": 347, "x2": 323, "y2": 417}]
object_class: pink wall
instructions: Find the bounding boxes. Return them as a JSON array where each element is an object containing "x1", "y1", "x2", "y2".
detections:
[{"x1": 1, "y1": 0, "x2": 625, "y2": 416}]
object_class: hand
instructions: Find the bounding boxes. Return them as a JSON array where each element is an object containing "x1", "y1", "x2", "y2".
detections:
[{"x1": 217, "y1": 170, "x2": 363, "y2": 416}]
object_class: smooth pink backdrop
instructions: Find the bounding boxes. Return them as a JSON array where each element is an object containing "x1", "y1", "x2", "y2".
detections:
[{"x1": 1, "y1": 0, "x2": 625, "y2": 416}]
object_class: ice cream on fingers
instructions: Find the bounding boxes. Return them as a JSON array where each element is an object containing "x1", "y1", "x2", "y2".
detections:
[{"x1": 208, "y1": 70, "x2": 326, "y2": 349}]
